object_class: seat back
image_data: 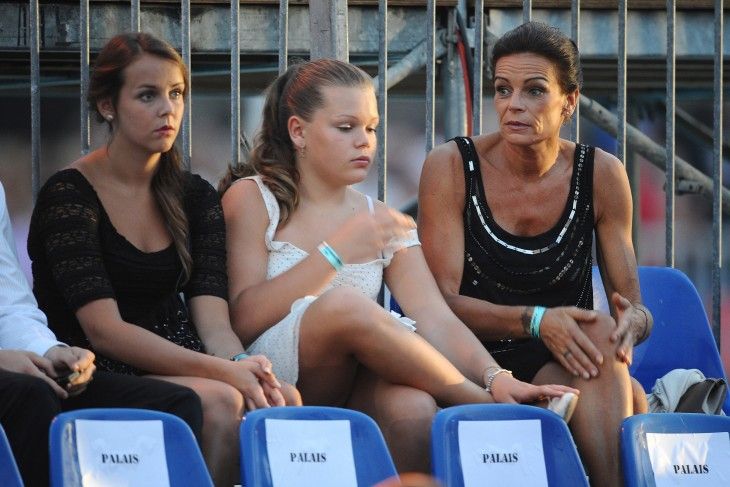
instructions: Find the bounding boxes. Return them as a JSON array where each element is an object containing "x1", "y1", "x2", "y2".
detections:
[
  {"x1": 240, "y1": 406, "x2": 397, "y2": 487},
  {"x1": 0, "y1": 424, "x2": 22, "y2": 487},
  {"x1": 431, "y1": 404, "x2": 588, "y2": 487},
  {"x1": 628, "y1": 267, "x2": 730, "y2": 413},
  {"x1": 621, "y1": 413, "x2": 730, "y2": 487},
  {"x1": 49, "y1": 408, "x2": 212, "y2": 487}
]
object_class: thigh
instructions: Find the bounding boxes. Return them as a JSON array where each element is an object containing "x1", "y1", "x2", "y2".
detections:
[
  {"x1": 63, "y1": 371, "x2": 203, "y2": 439},
  {"x1": 145, "y1": 375, "x2": 244, "y2": 417},
  {"x1": 488, "y1": 339, "x2": 554, "y2": 383}
]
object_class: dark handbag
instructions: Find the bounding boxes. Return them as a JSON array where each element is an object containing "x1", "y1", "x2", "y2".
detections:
[{"x1": 675, "y1": 378, "x2": 727, "y2": 415}]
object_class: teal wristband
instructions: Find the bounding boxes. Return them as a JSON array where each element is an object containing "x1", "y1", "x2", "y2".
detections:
[
  {"x1": 317, "y1": 241, "x2": 344, "y2": 271},
  {"x1": 530, "y1": 306, "x2": 547, "y2": 338},
  {"x1": 230, "y1": 352, "x2": 249, "y2": 362}
]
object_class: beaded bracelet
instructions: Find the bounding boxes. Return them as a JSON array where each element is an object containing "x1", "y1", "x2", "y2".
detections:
[
  {"x1": 317, "y1": 241, "x2": 344, "y2": 271},
  {"x1": 485, "y1": 368, "x2": 513, "y2": 394},
  {"x1": 530, "y1": 306, "x2": 547, "y2": 338},
  {"x1": 230, "y1": 352, "x2": 250, "y2": 362}
]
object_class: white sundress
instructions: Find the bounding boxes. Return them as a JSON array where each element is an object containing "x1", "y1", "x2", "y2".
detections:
[{"x1": 242, "y1": 175, "x2": 420, "y2": 385}]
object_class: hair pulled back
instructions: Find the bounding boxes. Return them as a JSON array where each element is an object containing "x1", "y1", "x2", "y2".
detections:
[
  {"x1": 219, "y1": 58, "x2": 372, "y2": 225},
  {"x1": 89, "y1": 32, "x2": 193, "y2": 283},
  {"x1": 491, "y1": 21, "x2": 582, "y2": 94}
]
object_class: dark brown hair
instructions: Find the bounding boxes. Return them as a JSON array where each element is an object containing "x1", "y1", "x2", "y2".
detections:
[
  {"x1": 491, "y1": 21, "x2": 582, "y2": 94},
  {"x1": 218, "y1": 58, "x2": 372, "y2": 225},
  {"x1": 89, "y1": 32, "x2": 192, "y2": 282}
]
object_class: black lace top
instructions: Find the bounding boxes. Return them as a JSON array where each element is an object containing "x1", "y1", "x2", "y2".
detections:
[
  {"x1": 453, "y1": 137, "x2": 595, "y2": 350},
  {"x1": 28, "y1": 169, "x2": 228, "y2": 375}
]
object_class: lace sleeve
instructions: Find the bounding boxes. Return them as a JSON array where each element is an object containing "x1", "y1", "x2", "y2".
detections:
[
  {"x1": 28, "y1": 170, "x2": 116, "y2": 310},
  {"x1": 183, "y1": 174, "x2": 228, "y2": 300}
]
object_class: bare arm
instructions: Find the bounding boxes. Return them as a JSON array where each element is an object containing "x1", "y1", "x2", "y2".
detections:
[
  {"x1": 222, "y1": 180, "x2": 339, "y2": 344},
  {"x1": 593, "y1": 148, "x2": 652, "y2": 363},
  {"x1": 223, "y1": 179, "x2": 416, "y2": 345}
]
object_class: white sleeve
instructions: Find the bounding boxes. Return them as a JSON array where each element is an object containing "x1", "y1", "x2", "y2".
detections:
[{"x1": 0, "y1": 182, "x2": 64, "y2": 355}]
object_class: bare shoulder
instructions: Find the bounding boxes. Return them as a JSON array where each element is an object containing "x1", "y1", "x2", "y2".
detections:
[
  {"x1": 220, "y1": 178, "x2": 269, "y2": 223},
  {"x1": 592, "y1": 146, "x2": 626, "y2": 182}
]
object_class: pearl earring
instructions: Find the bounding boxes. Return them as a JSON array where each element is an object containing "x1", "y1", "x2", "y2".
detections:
[{"x1": 106, "y1": 114, "x2": 114, "y2": 122}]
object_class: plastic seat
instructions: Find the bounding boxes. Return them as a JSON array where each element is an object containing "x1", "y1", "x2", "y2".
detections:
[
  {"x1": 49, "y1": 408, "x2": 212, "y2": 487},
  {"x1": 240, "y1": 406, "x2": 397, "y2": 487},
  {"x1": 431, "y1": 404, "x2": 588, "y2": 486},
  {"x1": 0, "y1": 424, "x2": 22, "y2": 487},
  {"x1": 626, "y1": 267, "x2": 730, "y2": 414},
  {"x1": 621, "y1": 413, "x2": 730, "y2": 487}
]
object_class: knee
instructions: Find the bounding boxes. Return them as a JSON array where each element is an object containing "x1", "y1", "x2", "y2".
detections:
[
  {"x1": 579, "y1": 313, "x2": 619, "y2": 358},
  {"x1": 200, "y1": 381, "x2": 245, "y2": 426},
  {"x1": 280, "y1": 383, "x2": 302, "y2": 406},
  {"x1": 311, "y1": 287, "x2": 382, "y2": 333}
]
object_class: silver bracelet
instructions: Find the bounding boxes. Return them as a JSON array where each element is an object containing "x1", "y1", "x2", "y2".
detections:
[{"x1": 485, "y1": 368, "x2": 513, "y2": 394}]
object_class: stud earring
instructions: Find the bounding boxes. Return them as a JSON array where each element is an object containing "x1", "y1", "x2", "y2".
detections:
[{"x1": 106, "y1": 114, "x2": 114, "y2": 122}]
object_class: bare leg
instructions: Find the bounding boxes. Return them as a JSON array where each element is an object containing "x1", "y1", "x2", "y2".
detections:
[
  {"x1": 148, "y1": 375, "x2": 244, "y2": 487},
  {"x1": 631, "y1": 377, "x2": 648, "y2": 414},
  {"x1": 533, "y1": 314, "x2": 632, "y2": 487},
  {"x1": 296, "y1": 286, "x2": 491, "y2": 406},
  {"x1": 347, "y1": 369, "x2": 438, "y2": 473}
]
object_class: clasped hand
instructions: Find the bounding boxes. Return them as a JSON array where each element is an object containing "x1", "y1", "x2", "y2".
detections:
[{"x1": 229, "y1": 354, "x2": 285, "y2": 411}]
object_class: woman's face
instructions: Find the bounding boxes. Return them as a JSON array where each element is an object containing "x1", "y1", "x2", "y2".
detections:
[
  {"x1": 108, "y1": 53, "x2": 185, "y2": 155},
  {"x1": 294, "y1": 84, "x2": 379, "y2": 185},
  {"x1": 493, "y1": 52, "x2": 574, "y2": 145}
]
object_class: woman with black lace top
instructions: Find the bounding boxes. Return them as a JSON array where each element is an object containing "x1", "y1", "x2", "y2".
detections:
[
  {"x1": 27, "y1": 32, "x2": 299, "y2": 486},
  {"x1": 419, "y1": 22, "x2": 652, "y2": 487}
]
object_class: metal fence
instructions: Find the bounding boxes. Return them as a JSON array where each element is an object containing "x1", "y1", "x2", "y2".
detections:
[{"x1": 24, "y1": 0, "x2": 727, "y2": 345}]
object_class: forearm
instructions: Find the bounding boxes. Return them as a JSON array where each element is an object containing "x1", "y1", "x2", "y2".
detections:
[
  {"x1": 443, "y1": 293, "x2": 528, "y2": 342},
  {"x1": 231, "y1": 253, "x2": 338, "y2": 344},
  {"x1": 88, "y1": 320, "x2": 227, "y2": 379}
]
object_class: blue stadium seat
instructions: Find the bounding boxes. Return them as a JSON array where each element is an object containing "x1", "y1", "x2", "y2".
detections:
[
  {"x1": 49, "y1": 408, "x2": 212, "y2": 487},
  {"x1": 432, "y1": 404, "x2": 588, "y2": 487},
  {"x1": 628, "y1": 267, "x2": 730, "y2": 414},
  {"x1": 240, "y1": 406, "x2": 397, "y2": 487},
  {"x1": 0, "y1": 424, "x2": 22, "y2": 487},
  {"x1": 621, "y1": 413, "x2": 730, "y2": 487}
]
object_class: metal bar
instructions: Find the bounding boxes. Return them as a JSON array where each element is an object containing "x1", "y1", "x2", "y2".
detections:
[
  {"x1": 231, "y1": 0, "x2": 240, "y2": 166},
  {"x1": 442, "y1": 10, "x2": 465, "y2": 141},
  {"x1": 377, "y1": 0, "x2": 388, "y2": 202},
  {"x1": 181, "y1": 0, "x2": 192, "y2": 169},
  {"x1": 473, "y1": 0, "x2": 484, "y2": 135},
  {"x1": 570, "y1": 0, "x2": 580, "y2": 142},
  {"x1": 372, "y1": 32, "x2": 446, "y2": 93},
  {"x1": 309, "y1": 0, "x2": 348, "y2": 61},
  {"x1": 426, "y1": 0, "x2": 435, "y2": 153},
  {"x1": 30, "y1": 0, "x2": 40, "y2": 200},
  {"x1": 523, "y1": 0, "x2": 531, "y2": 23},
  {"x1": 80, "y1": 0, "x2": 90, "y2": 155},
  {"x1": 579, "y1": 95, "x2": 730, "y2": 215},
  {"x1": 617, "y1": 0, "x2": 626, "y2": 164},
  {"x1": 665, "y1": 0, "x2": 675, "y2": 267},
  {"x1": 278, "y1": 0, "x2": 288, "y2": 74},
  {"x1": 131, "y1": 0, "x2": 140, "y2": 31},
  {"x1": 712, "y1": 0, "x2": 723, "y2": 339}
]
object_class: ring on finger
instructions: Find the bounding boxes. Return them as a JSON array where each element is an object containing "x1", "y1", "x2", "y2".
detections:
[{"x1": 562, "y1": 350, "x2": 572, "y2": 358}]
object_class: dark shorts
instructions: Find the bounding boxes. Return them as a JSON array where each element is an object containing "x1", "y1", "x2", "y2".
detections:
[{"x1": 483, "y1": 338, "x2": 554, "y2": 383}]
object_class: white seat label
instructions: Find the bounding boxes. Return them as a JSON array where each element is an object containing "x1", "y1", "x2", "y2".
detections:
[
  {"x1": 458, "y1": 419, "x2": 548, "y2": 487},
  {"x1": 646, "y1": 431, "x2": 730, "y2": 485},
  {"x1": 75, "y1": 419, "x2": 170, "y2": 487},
  {"x1": 265, "y1": 419, "x2": 358, "y2": 487}
]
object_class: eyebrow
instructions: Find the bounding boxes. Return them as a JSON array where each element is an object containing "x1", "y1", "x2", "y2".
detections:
[
  {"x1": 494, "y1": 75, "x2": 549, "y2": 83},
  {"x1": 134, "y1": 82, "x2": 185, "y2": 90}
]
